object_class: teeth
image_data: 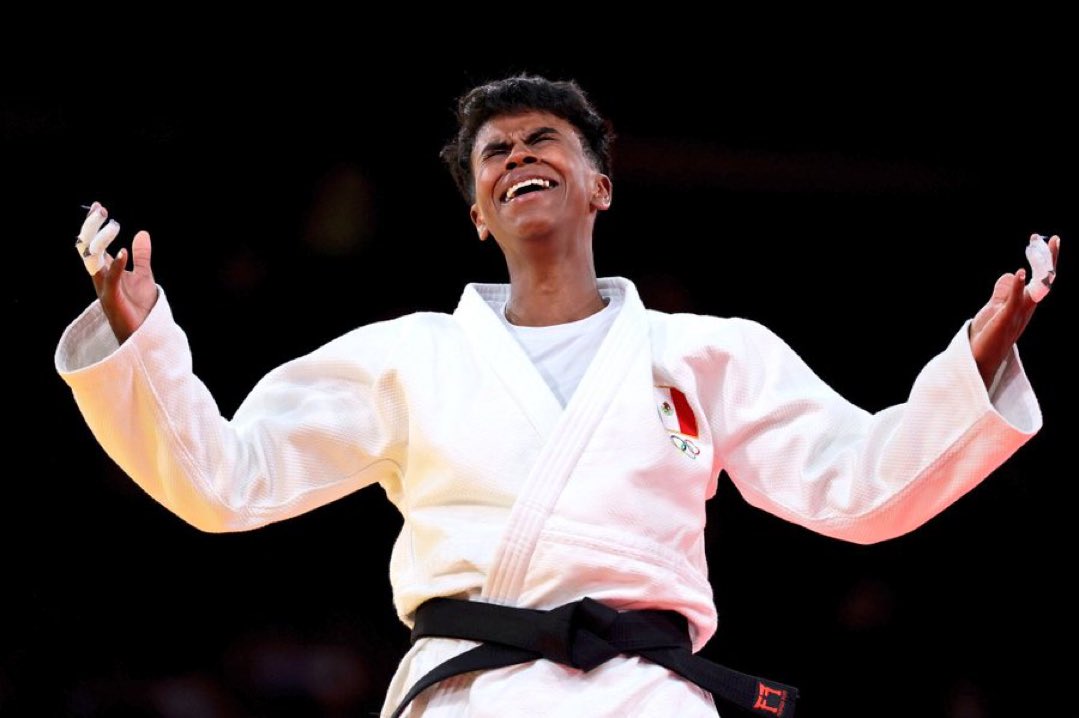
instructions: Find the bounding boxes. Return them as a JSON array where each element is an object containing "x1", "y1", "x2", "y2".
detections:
[{"x1": 504, "y1": 178, "x2": 552, "y2": 202}]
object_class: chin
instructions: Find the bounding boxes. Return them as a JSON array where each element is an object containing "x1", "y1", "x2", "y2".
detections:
[{"x1": 508, "y1": 217, "x2": 560, "y2": 240}]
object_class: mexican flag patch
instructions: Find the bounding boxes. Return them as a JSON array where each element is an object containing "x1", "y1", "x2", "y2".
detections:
[{"x1": 655, "y1": 385, "x2": 698, "y2": 438}]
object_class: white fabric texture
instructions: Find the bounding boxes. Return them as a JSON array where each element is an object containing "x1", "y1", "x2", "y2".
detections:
[
  {"x1": 55, "y1": 277, "x2": 1041, "y2": 717},
  {"x1": 500, "y1": 292, "x2": 622, "y2": 407}
]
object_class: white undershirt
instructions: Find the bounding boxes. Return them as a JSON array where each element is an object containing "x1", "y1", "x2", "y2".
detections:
[{"x1": 499, "y1": 291, "x2": 623, "y2": 408}]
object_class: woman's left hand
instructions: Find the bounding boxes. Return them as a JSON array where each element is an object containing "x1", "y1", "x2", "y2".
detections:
[{"x1": 970, "y1": 235, "x2": 1060, "y2": 388}]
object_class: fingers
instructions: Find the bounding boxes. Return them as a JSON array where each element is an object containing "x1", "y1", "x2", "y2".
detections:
[
  {"x1": 109, "y1": 248, "x2": 128, "y2": 280},
  {"x1": 80, "y1": 202, "x2": 156, "y2": 304},
  {"x1": 971, "y1": 272, "x2": 1014, "y2": 335},
  {"x1": 1049, "y1": 234, "x2": 1060, "y2": 267},
  {"x1": 1025, "y1": 234, "x2": 1056, "y2": 303},
  {"x1": 84, "y1": 221, "x2": 120, "y2": 276},
  {"x1": 994, "y1": 270, "x2": 1027, "y2": 321},
  {"x1": 985, "y1": 270, "x2": 1033, "y2": 339},
  {"x1": 991, "y1": 272, "x2": 1014, "y2": 302},
  {"x1": 1016, "y1": 266, "x2": 1041, "y2": 336},
  {"x1": 1012, "y1": 268, "x2": 1027, "y2": 307},
  {"x1": 90, "y1": 219, "x2": 121, "y2": 256},
  {"x1": 76, "y1": 202, "x2": 120, "y2": 276},
  {"x1": 76, "y1": 205, "x2": 107, "y2": 257}
]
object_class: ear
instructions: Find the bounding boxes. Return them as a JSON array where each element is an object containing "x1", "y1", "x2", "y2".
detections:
[
  {"x1": 470, "y1": 203, "x2": 490, "y2": 241},
  {"x1": 590, "y1": 174, "x2": 613, "y2": 212}
]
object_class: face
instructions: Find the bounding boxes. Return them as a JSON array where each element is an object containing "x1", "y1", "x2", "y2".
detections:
[{"x1": 469, "y1": 111, "x2": 612, "y2": 245}]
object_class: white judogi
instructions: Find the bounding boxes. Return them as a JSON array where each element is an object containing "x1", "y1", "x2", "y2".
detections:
[{"x1": 55, "y1": 277, "x2": 1041, "y2": 717}]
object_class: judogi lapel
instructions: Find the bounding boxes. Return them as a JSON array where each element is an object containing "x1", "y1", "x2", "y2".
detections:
[{"x1": 453, "y1": 278, "x2": 650, "y2": 604}]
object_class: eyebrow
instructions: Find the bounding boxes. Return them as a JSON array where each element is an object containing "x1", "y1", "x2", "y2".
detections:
[{"x1": 479, "y1": 126, "x2": 561, "y2": 158}]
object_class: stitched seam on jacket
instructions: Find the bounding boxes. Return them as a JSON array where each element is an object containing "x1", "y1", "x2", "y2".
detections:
[{"x1": 131, "y1": 345, "x2": 236, "y2": 516}]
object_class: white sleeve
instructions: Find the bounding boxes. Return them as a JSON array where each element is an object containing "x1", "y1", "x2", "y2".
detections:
[
  {"x1": 55, "y1": 288, "x2": 408, "y2": 533},
  {"x1": 713, "y1": 319, "x2": 1041, "y2": 544}
]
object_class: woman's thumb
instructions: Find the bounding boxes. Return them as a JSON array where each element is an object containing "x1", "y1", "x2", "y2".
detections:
[{"x1": 131, "y1": 231, "x2": 153, "y2": 276}]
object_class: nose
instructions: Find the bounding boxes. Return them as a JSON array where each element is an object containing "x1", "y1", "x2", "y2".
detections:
[{"x1": 505, "y1": 143, "x2": 538, "y2": 170}]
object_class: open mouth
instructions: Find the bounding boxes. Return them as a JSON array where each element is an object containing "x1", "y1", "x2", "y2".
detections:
[{"x1": 501, "y1": 177, "x2": 559, "y2": 204}]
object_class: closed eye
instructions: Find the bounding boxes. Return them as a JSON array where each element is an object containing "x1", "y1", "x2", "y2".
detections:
[
  {"x1": 527, "y1": 129, "x2": 558, "y2": 145},
  {"x1": 480, "y1": 127, "x2": 560, "y2": 161}
]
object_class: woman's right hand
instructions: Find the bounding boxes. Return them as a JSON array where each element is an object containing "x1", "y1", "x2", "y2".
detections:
[{"x1": 78, "y1": 202, "x2": 157, "y2": 344}]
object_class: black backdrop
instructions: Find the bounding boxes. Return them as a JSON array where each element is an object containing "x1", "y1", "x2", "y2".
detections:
[{"x1": 5, "y1": 44, "x2": 1074, "y2": 717}]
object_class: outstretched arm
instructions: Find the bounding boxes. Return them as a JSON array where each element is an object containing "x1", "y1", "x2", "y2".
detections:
[
  {"x1": 713, "y1": 313, "x2": 1042, "y2": 544},
  {"x1": 60, "y1": 203, "x2": 408, "y2": 532},
  {"x1": 710, "y1": 229, "x2": 1056, "y2": 545},
  {"x1": 970, "y1": 235, "x2": 1060, "y2": 388}
]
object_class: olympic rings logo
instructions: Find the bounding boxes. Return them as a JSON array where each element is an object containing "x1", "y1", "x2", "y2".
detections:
[{"x1": 670, "y1": 434, "x2": 700, "y2": 459}]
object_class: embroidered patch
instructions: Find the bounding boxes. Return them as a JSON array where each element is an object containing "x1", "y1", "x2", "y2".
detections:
[{"x1": 654, "y1": 385, "x2": 698, "y2": 438}]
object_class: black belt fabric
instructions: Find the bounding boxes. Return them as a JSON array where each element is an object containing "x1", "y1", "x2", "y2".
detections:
[{"x1": 388, "y1": 597, "x2": 798, "y2": 718}]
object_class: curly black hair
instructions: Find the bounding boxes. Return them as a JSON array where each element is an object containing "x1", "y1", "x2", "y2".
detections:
[{"x1": 440, "y1": 75, "x2": 615, "y2": 203}]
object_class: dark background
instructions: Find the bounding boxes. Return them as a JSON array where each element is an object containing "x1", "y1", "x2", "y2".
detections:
[{"x1": 5, "y1": 41, "x2": 1074, "y2": 718}]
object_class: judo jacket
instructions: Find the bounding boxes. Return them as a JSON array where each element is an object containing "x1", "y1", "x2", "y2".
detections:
[{"x1": 56, "y1": 277, "x2": 1041, "y2": 716}]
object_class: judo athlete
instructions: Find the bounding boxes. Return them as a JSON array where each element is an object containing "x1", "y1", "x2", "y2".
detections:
[{"x1": 56, "y1": 76, "x2": 1059, "y2": 717}]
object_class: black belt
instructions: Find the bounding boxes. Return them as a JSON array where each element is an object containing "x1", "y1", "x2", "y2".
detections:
[{"x1": 388, "y1": 597, "x2": 798, "y2": 717}]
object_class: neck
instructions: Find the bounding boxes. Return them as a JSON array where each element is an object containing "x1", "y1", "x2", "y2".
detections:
[{"x1": 502, "y1": 237, "x2": 603, "y2": 327}]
